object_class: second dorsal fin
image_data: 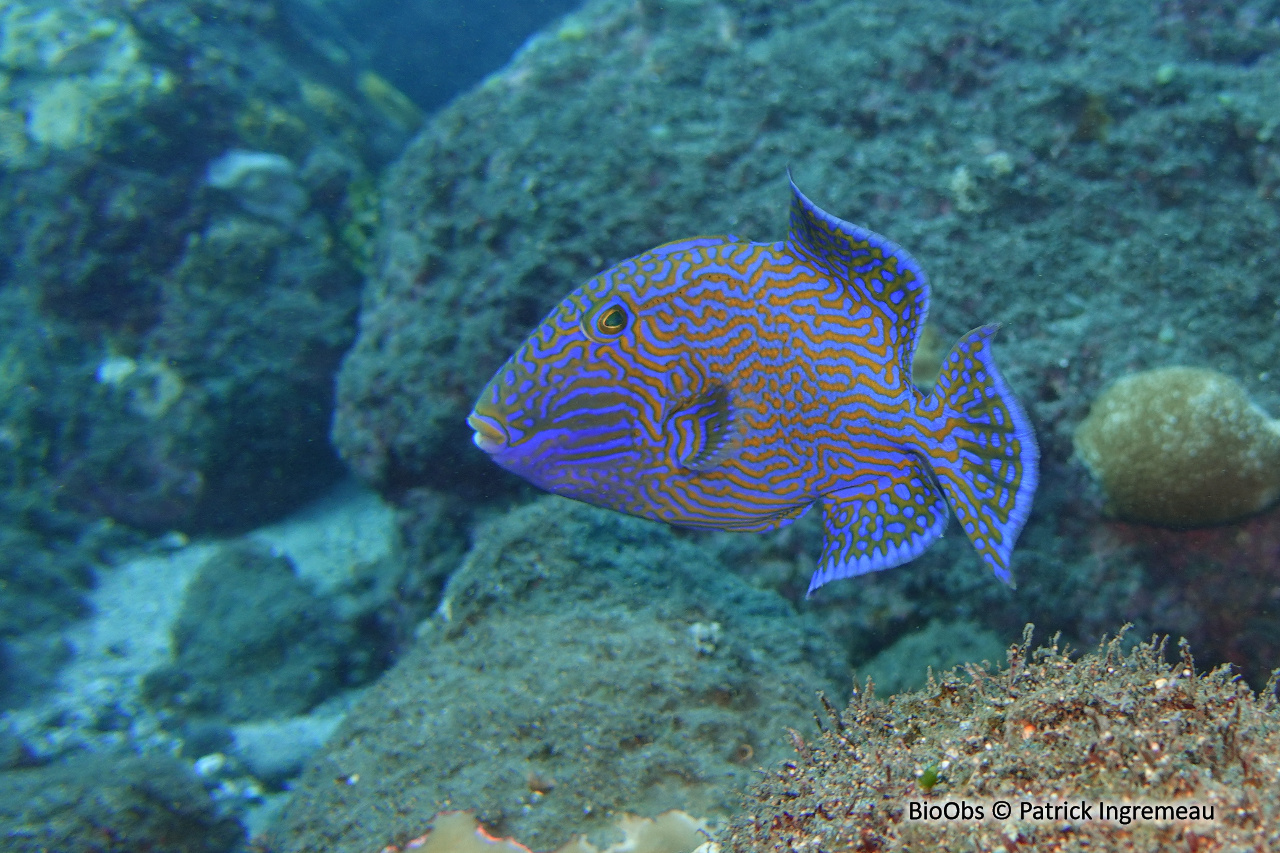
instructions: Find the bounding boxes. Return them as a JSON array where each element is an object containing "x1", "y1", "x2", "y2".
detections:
[{"x1": 786, "y1": 176, "x2": 931, "y2": 386}]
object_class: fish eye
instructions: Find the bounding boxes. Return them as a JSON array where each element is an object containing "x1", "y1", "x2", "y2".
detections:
[{"x1": 587, "y1": 304, "x2": 629, "y2": 339}]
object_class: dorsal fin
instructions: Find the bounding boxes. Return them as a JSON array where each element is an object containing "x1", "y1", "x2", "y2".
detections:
[
  {"x1": 646, "y1": 234, "x2": 740, "y2": 259},
  {"x1": 785, "y1": 175, "x2": 931, "y2": 387}
]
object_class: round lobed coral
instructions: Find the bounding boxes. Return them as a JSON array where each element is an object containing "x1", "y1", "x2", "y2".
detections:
[
  {"x1": 722, "y1": 627, "x2": 1280, "y2": 852},
  {"x1": 1073, "y1": 366, "x2": 1280, "y2": 527}
]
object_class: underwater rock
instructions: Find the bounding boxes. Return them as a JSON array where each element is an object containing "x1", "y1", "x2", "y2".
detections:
[
  {"x1": 0, "y1": 722, "x2": 36, "y2": 771},
  {"x1": 0, "y1": 513, "x2": 93, "y2": 664},
  {"x1": 723, "y1": 628, "x2": 1280, "y2": 852},
  {"x1": 230, "y1": 713, "x2": 343, "y2": 789},
  {"x1": 1074, "y1": 366, "x2": 1280, "y2": 526},
  {"x1": 1090, "y1": 503, "x2": 1280, "y2": 688},
  {"x1": 267, "y1": 497, "x2": 845, "y2": 853},
  {"x1": 0, "y1": 751, "x2": 243, "y2": 853},
  {"x1": 3, "y1": 6, "x2": 175, "y2": 156},
  {"x1": 0, "y1": 287, "x2": 101, "y2": 694},
  {"x1": 0, "y1": 0, "x2": 411, "y2": 535},
  {"x1": 857, "y1": 618, "x2": 1007, "y2": 696},
  {"x1": 141, "y1": 543, "x2": 353, "y2": 723}
]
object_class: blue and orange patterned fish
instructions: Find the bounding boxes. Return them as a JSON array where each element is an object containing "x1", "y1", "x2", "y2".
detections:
[{"x1": 468, "y1": 177, "x2": 1038, "y2": 593}]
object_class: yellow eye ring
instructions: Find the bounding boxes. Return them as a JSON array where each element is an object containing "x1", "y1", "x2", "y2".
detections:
[
  {"x1": 594, "y1": 305, "x2": 628, "y2": 336},
  {"x1": 580, "y1": 302, "x2": 631, "y2": 342}
]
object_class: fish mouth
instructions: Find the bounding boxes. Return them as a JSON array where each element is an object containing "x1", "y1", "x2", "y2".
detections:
[{"x1": 467, "y1": 411, "x2": 509, "y2": 452}]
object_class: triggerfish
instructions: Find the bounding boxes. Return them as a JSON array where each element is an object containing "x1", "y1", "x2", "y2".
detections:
[{"x1": 468, "y1": 176, "x2": 1039, "y2": 594}]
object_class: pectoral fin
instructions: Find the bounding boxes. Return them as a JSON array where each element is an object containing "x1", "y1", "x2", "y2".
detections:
[{"x1": 665, "y1": 383, "x2": 741, "y2": 471}]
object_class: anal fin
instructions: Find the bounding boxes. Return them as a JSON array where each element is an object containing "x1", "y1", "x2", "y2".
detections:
[{"x1": 808, "y1": 456, "x2": 949, "y2": 595}]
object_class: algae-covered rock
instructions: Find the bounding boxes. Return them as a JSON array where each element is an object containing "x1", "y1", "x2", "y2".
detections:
[
  {"x1": 0, "y1": 0, "x2": 411, "y2": 534},
  {"x1": 1074, "y1": 367, "x2": 1280, "y2": 526},
  {"x1": 0, "y1": 751, "x2": 243, "y2": 853},
  {"x1": 857, "y1": 618, "x2": 1008, "y2": 696},
  {"x1": 141, "y1": 543, "x2": 353, "y2": 722},
  {"x1": 0, "y1": 287, "x2": 101, "y2": 699},
  {"x1": 267, "y1": 497, "x2": 846, "y2": 853},
  {"x1": 0, "y1": 4, "x2": 173, "y2": 156},
  {"x1": 724, "y1": 628, "x2": 1280, "y2": 852}
]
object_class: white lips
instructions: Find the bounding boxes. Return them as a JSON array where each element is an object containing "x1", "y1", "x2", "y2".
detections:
[{"x1": 467, "y1": 411, "x2": 508, "y2": 452}]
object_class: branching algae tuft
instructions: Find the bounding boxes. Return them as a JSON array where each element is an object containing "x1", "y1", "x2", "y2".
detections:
[{"x1": 724, "y1": 626, "x2": 1280, "y2": 852}]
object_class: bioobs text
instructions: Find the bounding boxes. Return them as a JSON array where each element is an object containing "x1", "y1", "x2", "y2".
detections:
[{"x1": 908, "y1": 800, "x2": 984, "y2": 821}]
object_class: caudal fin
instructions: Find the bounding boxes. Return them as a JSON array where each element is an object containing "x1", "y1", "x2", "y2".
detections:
[{"x1": 917, "y1": 326, "x2": 1039, "y2": 586}]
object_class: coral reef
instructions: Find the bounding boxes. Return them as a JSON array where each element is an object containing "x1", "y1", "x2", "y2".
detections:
[
  {"x1": 0, "y1": 0, "x2": 424, "y2": 744},
  {"x1": 1074, "y1": 366, "x2": 1280, "y2": 526},
  {"x1": 267, "y1": 498, "x2": 845, "y2": 853},
  {"x1": 722, "y1": 627, "x2": 1280, "y2": 852},
  {"x1": 7, "y1": 0, "x2": 1280, "y2": 848}
]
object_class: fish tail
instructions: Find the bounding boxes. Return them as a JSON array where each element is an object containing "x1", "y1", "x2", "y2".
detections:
[{"x1": 915, "y1": 325, "x2": 1038, "y2": 586}]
